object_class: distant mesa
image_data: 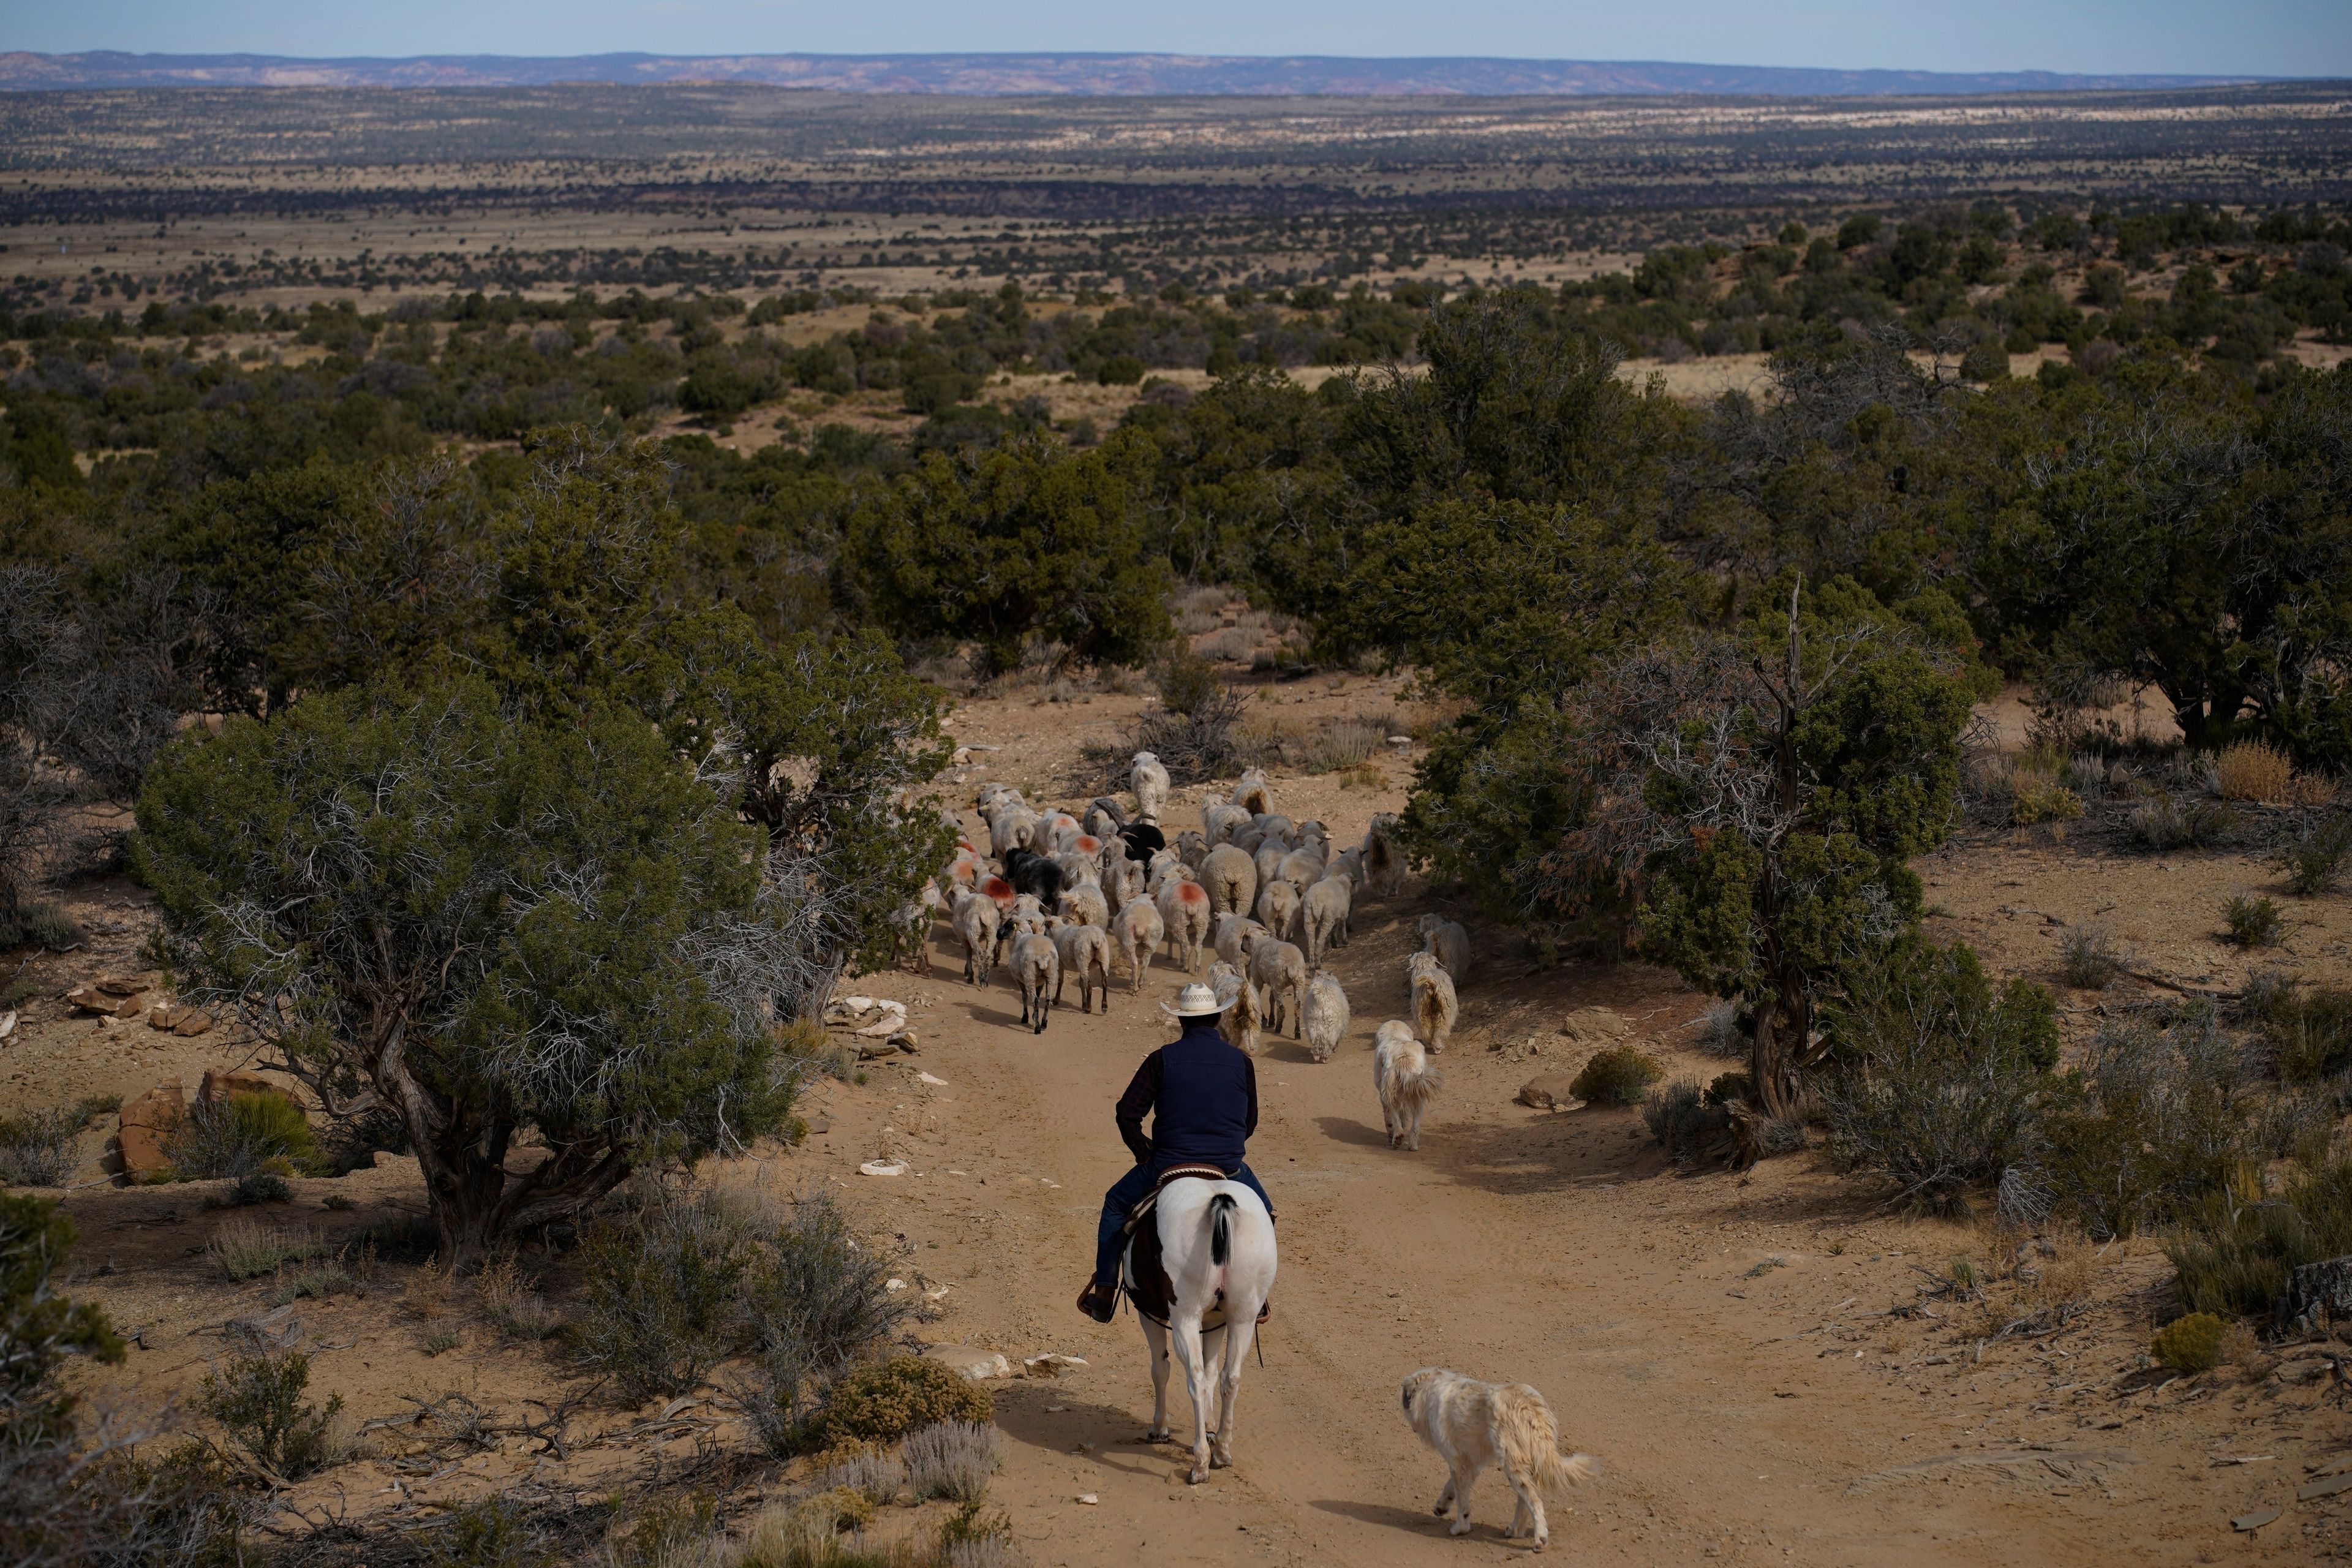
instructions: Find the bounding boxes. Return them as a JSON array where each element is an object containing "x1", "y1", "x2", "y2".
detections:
[{"x1": 0, "y1": 50, "x2": 2288, "y2": 97}]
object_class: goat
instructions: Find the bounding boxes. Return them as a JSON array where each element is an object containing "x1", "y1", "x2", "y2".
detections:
[
  {"x1": 1052, "y1": 919, "x2": 1114, "y2": 1015},
  {"x1": 1174, "y1": 827, "x2": 1209, "y2": 870},
  {"x1": 1011, "y1": 931, "x2": 1060, "y2": 1033},
  {"x1": 1200, "y1": 843, "x2": 1258, "y2": 918},
  {"x1": 1113, "y1": 895, "x2": 1164, "y2": 992},
  {"x1": 1003, "y1": 846, "x2": 1065, "y2": 910},
  {"x1": 1301, "y1": 875, "x2": 1352, "y2": 965},
  {"x1": 1131, "y1": 750, "x2": 1170, "y2": 824},
  {"x1": 886, "y1": 882, "x2": 945, "y2": 974},
  {"x1": 1303, "y1": 968, "x2": 1349, "y2": 1063},
  {"x1": 953, "y1": 891, "x2": 1001, "y2": 987},
  {"x1": 1374, "y1": 1020, "x2": 1444, "y2": 1150},
  {"x1": 1248, "y1": 937, "x2": 1310, "y2": 1040},
  {"x1": 1417, "y1": 915, "x2": 1472, "y2": 984},
  {"x1": 1362, "y1": 813, "x2": 1405, "y2": 896},
  {"x1": 1406, "y1": 951, "x2": 1458, "y2": 1052},
  {"x1": 1084, "y1": 796, "x2": 1128, "y2": 841}
]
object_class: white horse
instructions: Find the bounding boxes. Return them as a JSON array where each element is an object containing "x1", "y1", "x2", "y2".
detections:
[{"x1": 1123, "y1": 1176, "x2": 1278, "y2": 1485}]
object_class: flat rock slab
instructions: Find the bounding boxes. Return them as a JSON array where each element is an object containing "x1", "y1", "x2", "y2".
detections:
[
  {"x1": 1558, "y1": 1007, "x2": 1630, "y2": 1045},
  {"x1": 113, "y1": 1080, "x2": 185, "y2": 1183},
  {"x1": 922, "y1": 1344, "x2": 1011, "y2": 1381},
  {"x1": 1515, "y1": 1072, "x2": 1587, "y2": 1112}
]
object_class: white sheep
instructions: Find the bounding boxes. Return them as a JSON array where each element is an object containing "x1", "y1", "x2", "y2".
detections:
[
  {"x1": 1130, "y1": 750, "x2": 1170, "y2": 824},
  {"x1": 1252, "y1": 839, "x2": 1291, "y2": 893},
  {"x1": 1248, "y1": 937, "x2": 1310, "y2": 1041},
  {"x1": 1255, "y1": 878, "x2": 1302, "y2": 944},
  {"x1": 1275, "y1": 843, "x2": 1325, "y2": 892},
  {"x1": 1406, "y1": 951, "x2": 1458, "y2": 1052},
  {"x1": 1373, "y1": 1020, "x2": 1443, "y2": 1150},
  {"x1": 1155, "y1": 873, "x2": 1213, "y2": 973},
  {"x1": 1300, "y1": 875, "x2": 1352, "y2": 965},
  {"x1": 1039, "y1": 812, "x2": 1084, "y2": 854},
  {"x1": 1060, "y1": 881, "x2": 1110, "y2": 932},
  {"x1": 1053, "y1": 850, "x2": 1101, "y2": 892},
  {"x1": 1202, "y1": 799, "x2": 1251, "y2": 846},
  {"x1": 1324, "y1": 846, "x2": 1366, "y2": 893},
  {"x1": 953, "y1": 892, "x2": 1001, "y2": 987},
  {"x1": 1011, "y1": 932, "x2": 1060, "y2": 1033},
  {"x1": 1207, "y1": 959, "x2": 1245, "y2": 1009},
  {"x1": 1103, "y1": 851, "x2": 1146, "y2": 911},
  {"x1": 1213, "y1": 913, "x2": 1269, "y2": 971},
  {"x1": 886, "y1": 881, "x2": 946, "y2": 974},
  {"x1": 1361, "y1": 812, "x2": 1404, "y2": 896},
  {"x1": 1232, "y1": 768, "x2": 1273, "y2": 816},
  {"x1": 1253, "y1": 812, "x2": 1297, "y2": 845},
  {"x1": 1199, "y1": 843, "x2": 1257, "y2": 919},
  {"x1": 1174, "y1": 828, "x2": 1208, "y2": 870},
  {"x1": 1052, "y1": 919, "x2": 1114, "y2": 1015},
  {"x1": 1303, "y1": 968, "x2": 1349, "y2": 1063},
  {"x1": 1112, "y1": 895, "x2": 1164, "y2": 993},
  {"x1": 1417, "y1": 914, "x2": 1472, "y2": 984},
  {"x1": 989, "y1": 805, "x2": 1039, "y2": 861}
]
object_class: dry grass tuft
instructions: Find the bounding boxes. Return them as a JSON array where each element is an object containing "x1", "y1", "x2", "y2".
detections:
[{"x1": 2214, "y1": 740, "x2": 2296, "y2": 803}]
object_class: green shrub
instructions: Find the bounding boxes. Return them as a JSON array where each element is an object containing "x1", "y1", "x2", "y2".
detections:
[
  {"x1": 1153, "y1": 647, "x2": 1221, "y2": 716},
  {"x1": 814, "y1": 1357, "x2": 992, "y2": 1447},
  {"x1": 2058, "y1": 924, "x2": 2127, "y2": 989},
  {"x1": 166, "y1": 1091, "x2": 322, "y2": 1181},
  {"x1": 576, "y1": 1196, "x2": 755, "y2": 1402},
  {"x1": 1641, "y1": 1079, "x2": 1727, "y2": 1163},
  {"x1": 2223, "y1": 894, "x2": 2284, "y2": 948},
  {"x1": 2009, "y1": 771, "x2": 2083, "y2": 825},
  {"x1": 207, "y1": 1217, "x2": 323, "y2": 1281},
  {"x1": 2268, "y1": 984, "x2": 2352, "y2": 1082},
  {"x1": 1822, "y1": 942, "x2": 2059, "y2": 1218},
  {"x1": 0, "y1": 1106, "x2": 85, "y2": 1186},
  {"x1": 1569, "y1": 1044, "x2": 1662, "y2": 1106},
  {"x1": 2149, "y1": 1311, "x2": 2228, "y2": 1372},
  {"x1": 2048, "y1": 1005, "x2": 2260, "y2": 1239},
  {"x1": 421, "y1": 1495, "x2": 559, "y2": 1568},
  {"x1": 1096, "y1": 355, "x2": 1145, "y2": 386},
  {"x1": 2128, "y1": 795, "x2": 2237, "y2": 850},
  {"x1": 605, "y1": 1492, "x2": 718, "y2": 1568},
  {"x1": 197, "y1": 1350, "x2": 347, "y2": 1477},
  {"x1": 0, "y1": 902, "x2": 81, "y2": 951},
  {"x1": 2281, "y1": 813, "x2": 2352, "y2": 895},
  {"x1": 2168, "y1": 1163, "x2": 2352, "y2": 1319}
]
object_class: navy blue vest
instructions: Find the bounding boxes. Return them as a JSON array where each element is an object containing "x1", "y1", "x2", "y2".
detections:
[{"x1": 1148, "y1": 1023, "x2": 1253, "y2": 1170}]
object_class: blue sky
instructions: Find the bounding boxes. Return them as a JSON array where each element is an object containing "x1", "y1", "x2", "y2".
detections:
[{"x1": 5, "y1": 1, "x2": 2347, "y2": 78}]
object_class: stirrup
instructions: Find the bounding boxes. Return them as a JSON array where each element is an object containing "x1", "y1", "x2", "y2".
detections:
[{"x1": 1076, "y1": 1281, "x2": 1118, "y2": 1323}]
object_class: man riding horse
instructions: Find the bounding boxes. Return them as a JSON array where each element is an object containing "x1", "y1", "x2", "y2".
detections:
[{"x1": 1076, "y1": 981, "x2": 1274, "y2": 1324}]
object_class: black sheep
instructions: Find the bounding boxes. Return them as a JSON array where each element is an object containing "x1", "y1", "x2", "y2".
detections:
[
  {"x1": 1119, "y1": 821, "x2": 1166, "y2": 864},
  {"x1": 1003, "y1": 846, "x2": 1066, "y2": 908}
]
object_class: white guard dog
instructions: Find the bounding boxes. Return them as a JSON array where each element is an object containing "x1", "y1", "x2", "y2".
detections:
[{"x1": 1400, "y1": 1367, "x2": 1597, "y2": 1549}]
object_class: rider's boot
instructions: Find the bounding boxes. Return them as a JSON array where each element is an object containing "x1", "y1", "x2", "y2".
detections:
[{"x1": 1076, "y1": 1278, "x2": 1118, "y2": 1323}]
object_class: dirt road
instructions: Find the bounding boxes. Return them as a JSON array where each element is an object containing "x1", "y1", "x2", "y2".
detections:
[{"x1": 804, "y1": 852, "x2": 2335, "y2": 1567}]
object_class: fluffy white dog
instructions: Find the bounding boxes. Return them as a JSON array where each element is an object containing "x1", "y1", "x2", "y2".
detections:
[{"x1": 1400, "y1": 1367, "x2": 1597, "y2": 1549}]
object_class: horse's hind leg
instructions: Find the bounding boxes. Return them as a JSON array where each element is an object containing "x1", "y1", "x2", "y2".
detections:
[
  {"x1": 1139, "y1": 1316, "x2": 1174, "y2": 1442},
  {"x1": 1210, "y1": 1319, "x2": 1251, "y2": 1469},
  {"x1": 1170, "y1": 1315, "x2": 1215, "y2": 1484}
]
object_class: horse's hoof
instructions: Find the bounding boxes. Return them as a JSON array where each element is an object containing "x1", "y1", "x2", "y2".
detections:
[
  {"x1": 1449, "y1": 1520, "x2": 1473, "y2": 1537},
  {"x1": 1144, "y1": 1429, "x2": 1172, "y2": 1444},
  {"x1": 1188, "y1": 1468, "x2": 1209, "y2": 1485}
]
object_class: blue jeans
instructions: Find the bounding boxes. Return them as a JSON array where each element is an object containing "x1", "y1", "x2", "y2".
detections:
[{"x1": 1092, "y1": 1161, "x2": 1271, "y2": 1288}]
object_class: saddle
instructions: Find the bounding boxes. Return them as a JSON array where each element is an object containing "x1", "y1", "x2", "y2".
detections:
[{"x1": 1118, "y1": 1163, "x2": 1231, "y2": 1330}]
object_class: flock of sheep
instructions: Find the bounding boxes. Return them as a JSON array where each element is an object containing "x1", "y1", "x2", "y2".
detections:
[{"x1": 901, "y1": 750, "x2": 1461, "y2": 1153}]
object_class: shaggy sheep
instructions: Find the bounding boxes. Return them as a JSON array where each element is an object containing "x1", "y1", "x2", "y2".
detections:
[
  {"x1": 1207, "y1": 959, "x2": 1245, "y2": 1009},
  {"x1": 1060, "y1": 881, "x2": 1110, "y2": 932},
  {"x1": 1052, "y1": 919, "x2": 1114, "y2": 1014},
  {"x1": 1202, "y1": 800, "x2": 1251, "y2": 847},
  {"x1": 1303, "y1": 968, "x2": 1350, "y2": 1063},
  {"x1": 1362, "y1": 813, "x2": 1405, "y2": 896},
  {"x1": 1325, "y1": 846, "x2": 1365, "y2": 893},
  {"x1": 1010, "y1": 932, "x2": 1060, "y2": 1034},
  {"x1": 1145, "y1": 850, "x2": 1187, "y2": 897},
  {"x1": 1112, "y1": 895, "x2": 1164, "y2": 992},
  {"x1": 1200, "y1": 843, "x2": 1258, "y2": 918},
  {"x1": 1255, "y1": 879, "x2": 1303, "y2": 944},
  {"x1": 1248, "y1": 937, "x2": 1310, "y2": 1040},
  {"x1": 1417, "y1": 915, "x2": 1472, "y2": 984},
  {"x1": 1103, "y1": 851, "x2": 1146, "y2": 911},
  {"x1": 1155, "y1": 874, "x2": 1213, "y2": 973},
  {"x1": 953, "y1": 892, "x2": 1001, "y2": 987},
  {"x1": 1300, "y1": 875, "x2": 1353, "y2": 965},
  {"x1": 1406, "y1": 951, "x2": 1459, "y2": 1052},
  {"x1": 1253, "y1": 813, "x2": 1297, "y2": 846},
  {"x1": 1131, "y1": 750, "x2": 1171, "y2": 824},
  {"x1": 1213, "y1": 913, "x2": 1269, "y2": 971},
  {"x1": 944, "y1": 846, "x2": 987, "y2": 894},
  {"x1": 978, "y1": 875, "x2": 1016, "y2": 919},
  {"x1": 1373, "y1": 1020, "x2": 1444, "y2": 1150},
  {"x1": 1294, "y1": 819, "x2": 1330, "y2": 850},
  {"x1": 1218, "y1": 965, "x2": 1266, "y2": 1056},
  {"x1": 887, "y1": 882, "x2": 945, "y2": 974},
  {"x1": 1232, "y1": 769, "x2": 1273, "y2": 817}
]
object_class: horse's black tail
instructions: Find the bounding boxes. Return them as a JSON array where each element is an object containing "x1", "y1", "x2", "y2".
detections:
[{"x1": 1208, "y1": 1193, "x2": 1237, "y2": 1266}]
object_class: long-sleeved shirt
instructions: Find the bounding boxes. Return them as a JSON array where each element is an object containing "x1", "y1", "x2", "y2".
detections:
[{"x1": 1114, "y1": 1020, "x2": 1259, "y2": 1170}]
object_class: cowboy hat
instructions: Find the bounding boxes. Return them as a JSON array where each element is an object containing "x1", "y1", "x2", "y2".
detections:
[{"x1": 1159, "y1": 981, "x2": 1224, "y2": 1019}]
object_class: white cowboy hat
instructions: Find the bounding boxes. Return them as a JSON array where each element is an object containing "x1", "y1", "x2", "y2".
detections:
[{"x1": 1159, "y1": 981, "x2": 1224, "y2": 1019}]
